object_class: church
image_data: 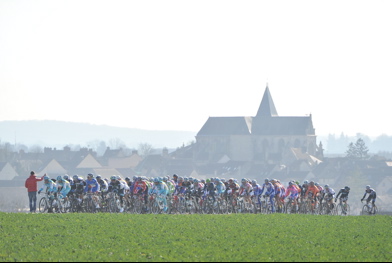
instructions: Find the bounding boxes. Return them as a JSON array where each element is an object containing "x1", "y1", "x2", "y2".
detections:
[{"x1": 193, "y1": 86, "x2": 320, "y2": 166}]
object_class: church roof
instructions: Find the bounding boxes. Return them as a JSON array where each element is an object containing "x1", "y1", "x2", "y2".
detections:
[
  {"x1": 196, "y1": 85, "x2": 315, "y2": 137},
  {"x1": 256, "y1": 85, "x2": 278, "y2": 117},
  {"x1": 197, "y1": 117, "x2": 252, "y2": 136},
  {"x1": 252, "y1": 116, "x2": 315, "y2": 135}
]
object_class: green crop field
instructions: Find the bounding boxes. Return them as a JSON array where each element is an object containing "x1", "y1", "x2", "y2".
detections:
[{"x1": 0, "y1": 212, "x2": 391, "y2": 262}]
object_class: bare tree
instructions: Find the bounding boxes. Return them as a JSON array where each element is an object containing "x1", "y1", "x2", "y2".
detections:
[
  {"x1": 138, "y1": 143, "x2": 154, "y2": 157},
  {"x1": 109, "y1": 138, "x2": 126, "y2": 149}
]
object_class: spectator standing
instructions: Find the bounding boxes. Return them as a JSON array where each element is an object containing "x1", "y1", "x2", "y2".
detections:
[{"x1": 25, "y1": 171, "x2": 44, "y2": 213}]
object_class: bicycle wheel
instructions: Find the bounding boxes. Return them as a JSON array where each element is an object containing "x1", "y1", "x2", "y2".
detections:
[
  {"x1": 371, "y1": 205, "x2": 378, "y2": 215},
  {"x1": 38, "y1": 198, "x2": 48, "y2": 213},
  {"x1": 362, "y1": 205, "x2": 370, "y2": 215},
  {"x1": 219, "y1": 199, "x2": 228, "y2": 214}
]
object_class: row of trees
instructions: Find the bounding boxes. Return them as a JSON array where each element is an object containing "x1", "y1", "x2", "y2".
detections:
[
  {"x1": 0, "y1": 138, "x2": 157, "y2": 163},
  {"x1": 326, "y1": 133, "x2": 392, "y2": 155}
]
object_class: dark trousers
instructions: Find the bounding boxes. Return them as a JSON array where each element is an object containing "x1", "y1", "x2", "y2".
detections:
[{"x1": 28, "y1": 191, "x2": 37, "y2": 212}]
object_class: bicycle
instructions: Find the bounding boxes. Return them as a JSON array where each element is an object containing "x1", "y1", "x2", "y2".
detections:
[
  {"x1": 361, "y1": 200, "x2": 378, "y2": 215},
  {"x1": 335, "y1": 198, "x2": 350, "y2": 216},
  {"x1": 260, "y1": 195, "x2": 274, "y2": 214},
  {"x1": 285, "y1": 197, "x2": 299, "y2": 214},
  {"x1": 38, "y1": 192, "x2": 55, "y2": 213}
]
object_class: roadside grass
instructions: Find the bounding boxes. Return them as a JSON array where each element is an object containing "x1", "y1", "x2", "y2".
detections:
[{"x1": 0, "y1": 212, "x2": 391, "y2": 262}]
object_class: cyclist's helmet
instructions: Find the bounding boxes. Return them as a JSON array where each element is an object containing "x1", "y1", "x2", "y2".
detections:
[
  {"x1": 344, "y1": 186, "x2": 350, "y2": 190},
  {"x1": 324, "y1": 184, "x2": 329, "y2": 188},
  {"x1": 366, "y1": 185, "x2": 371, "y2": 189},
  {"x1": 57, "y1": 176, "x2": 63, "y2": 182},
  {"x1": 96, "y1": 175, "x2": 102, "y2": 180},
  {"x1": 194, "y1": 179, "x2": 199, "y2": 183},
  {"x1": 315, "y1": 182, "x2": 320, "y2": 186},
  {"x1": 304, "y1": 180, "x2": 309, "y2": 184},
  {"x1": 309, "y1": 181, "x2": 315, "y2": 185},
  {"x1": 264, "y1": 178, "x2": 270, "y2": 183},
  {"x1": 241, "y1": 178, "x2": 247, "y2": 183},
  {"x1": 173, "y1": 174, "x2": 178, "y2": 178},
  {"x1": 295, "y1": 181, "x2": 300, "y2": 185},
  {"x1": 206, "y1": 179, "x2": 211, "y2": 183},
  {"x1": 63, "y1": 174, "x2": 69, "y2": 180},
  {"x1": 184, "y1": 177, "x2": 188, "y2": 181},
  {"x1": 201, "y1": 179, "x2": 206, "y2": 184},
  {"x1": 221, "y1": 178, "x2": 226, "y2": 183},
  {"x1": 110, "y1": 176, "x2": 117, "y2": 181},
  {"x1": 289, "y1": 181, "x2": 293, "y2": 186},
  {"x1": 117, "y1": 175, "x2": 122, "y2": 180},
  {"x1": 163, "y1": 177, "x2": 168, "y2": 182},
  {"x1": 125, "y1": 177, "x2": 131, "y2": 181},
  {"x1": 251, "y1": 180, "x2": 257, "y2": 185},
  {"x1": 44, "y1": 176, "x2": 50, "y2": 181},
  {"x1": 87, "y1": 173, "x2": 94, "y2": 178},
  {"x1": 154, "y1": 178, "x2": 159, "y2": 183},
  {"x1": 73, "y1": 175, "x2": 78, "y2": 180}
]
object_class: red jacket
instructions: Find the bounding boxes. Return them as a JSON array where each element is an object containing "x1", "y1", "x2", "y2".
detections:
[{"x1": 25, "y1": 175, "x2": 44, "y2": 192}]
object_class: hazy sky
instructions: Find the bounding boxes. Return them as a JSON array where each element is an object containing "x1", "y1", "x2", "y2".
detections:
[{"x1": 1, "y1": 0, "x2": 391, "y2": 137}]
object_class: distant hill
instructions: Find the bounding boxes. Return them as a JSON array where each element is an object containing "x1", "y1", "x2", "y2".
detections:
[{"x1": 0, "y1": 120, "x2": 197, "y2": 149}]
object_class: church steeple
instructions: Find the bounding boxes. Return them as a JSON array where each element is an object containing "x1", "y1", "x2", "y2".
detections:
[{"x1": 256, "y1": 84, "x2": 278, "y2": 117}]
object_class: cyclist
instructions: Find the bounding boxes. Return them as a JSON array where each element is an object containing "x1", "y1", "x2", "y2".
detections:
[
  {"x1": 300, "y1": 180, "x2": 309, "y2": 202},
  {"x1": 38, "y1": 176, "x2": 57, "y2": 196},
  {"x1": 271, "y1": 179, "x2": 285, "y2": 211},
  {"x1": 192, "y1": 179, "x2": 205, "y2": 206},
  {"x1": 72, "y1": 175, "x2": 86, "y2": 204},
  {"x1": 239, "y1": 178, "x2": 253, "y2": 207},
  {"x1": 96, "y1": 175, "x2": 109, "y2": 200},
  {"x1": 335, "y1": 186, "x2": 350, "y2": 215},
  {"x1": 38, "y1": 176, "x2": 58, "y2": 212},
  {"x1": 361, "y1": 185, "x2": 377, "y2": 213},
  {"x1": 321, "y1": 185, "x2": 335, "y2": 208},
  {"x1": 84, "y1": 173, "x2": 101, "y2": 209},
  {"x1": 215, "y1": 178, "x2": 226, "y2": 201},
  {"x1": 133, "y1": 177, "x2": 149, "y2": 206},
  {"x1": 163, "y1": 176, "x2": 175, "y2": 197},
  {"x1": 227, "y1": 178, "x2": 240, "y2": 205},
  {"x1": 251, "y1": 180, "x2": 263, "y2": 206},
  {"x1": 305, "y1": 181, "x2": 320, "y2": 211},
  {"x1": 63, "y1": 174, "x2": 73, "y2": 185},
  {"x1": 284, "y1": 181, "x2": 299, "y2": 212},
  {"x1": 205, "y1": 179, "x2": 216, "y2": 202},
  {"x1": 56, "y1": 175, "x2": 71, "y2": 201},
  {"x1": 260, "y1": 179, "x2": 276, "y2": 213},
  {"x1": 151, "y1": 178, "x2": 169, "y2": 212},
  {"x1": 108, "y1": 175, "x2": 126, "y2": 213}
]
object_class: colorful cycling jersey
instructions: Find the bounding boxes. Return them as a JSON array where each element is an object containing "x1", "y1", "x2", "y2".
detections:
[
  {"x1": 260, "y1": 182, "x2": 275, "y2": 196},
  {"x1": 151, "y1": 182, "x2": 169, "y2": 196},
  {"x1": 228, "y1": 183, "x2": 240, "y2": 193},
  {"x1": 239, "y1": 182, "x2": 252, "y2": 195},
  {"x1": 57, "y1": 180, "x2": 71, "y2": 196},
  {"x1": 305, "y1": 185, "x2": 320, "y2": 197},
  {"x1": 285, "y1": 185, "x2": 299, "y2": 198},
  {"x1": 84, "y1": 178, "x2": 99, "y2": 193},
  {"x1": 39, "y1": 180, "x2": 57, "y2": 193},
  {"x1": 97, "y1": 179, "x2": 108, "y2": 192},
  {"x1": 316, "y1": 186, "x2": 324, "y2": 193},
  {"x1": 273, "y1": 184, "x2": 281, "y2": 195},
  {"x1": 252, "y1": 184, "x2": 263, "y2": 196},
  {"x1": 72, "y1": 178, "x2": 86, "y2": 193},
  {"x1": 363, "y1": 188, "x2": 377, "y2": 200},
  {"x1": 323, "y1": 188, "x2": 335, "y2": 196},
  {"x1": 216, "y1": 182, "x2": 226, "y2": 195},
  {"x1": 166, "y1": 181, "x2": 175, "y2": 194},
  {"x1": 174, "y1": 182, "x2": 187, "y2": 195},
  {"x1": 336, "y1": 188, "x2": 349, "y2": 199},
  {"x1": 108, "y1": 180, "x2": 126, "y2": 195},
  {"x1": 133, "y1": 180, "x2": 148, "y2": 194}
]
